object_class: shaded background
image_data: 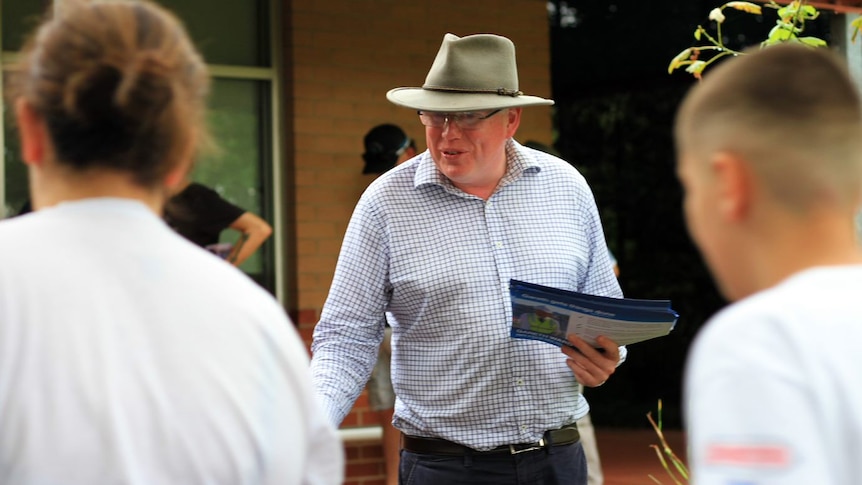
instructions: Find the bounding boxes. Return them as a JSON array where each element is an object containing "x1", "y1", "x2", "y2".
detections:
[{"x1": 547, "y1": 1, "x2": 833, "y2": 428}]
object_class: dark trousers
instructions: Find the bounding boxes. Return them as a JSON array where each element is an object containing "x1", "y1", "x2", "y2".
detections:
[{"x1": 399, "y1": 441, "x2": 587, "y2": 485}]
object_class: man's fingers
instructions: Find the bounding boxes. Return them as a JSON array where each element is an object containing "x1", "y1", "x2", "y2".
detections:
[
  {"x1": 565, "y1": 359, "x2": 608, "y2": 387},
  {"x1": 565, "y1": 334, "x2": 619, "y2": 361},
  {"x1": 562, "y1": 334, "x2": 619, "y2": 387}
]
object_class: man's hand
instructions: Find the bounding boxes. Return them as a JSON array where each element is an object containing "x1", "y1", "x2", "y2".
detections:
[{"x1": 561, "y1": 334, "x2": 620, "y2": 387}]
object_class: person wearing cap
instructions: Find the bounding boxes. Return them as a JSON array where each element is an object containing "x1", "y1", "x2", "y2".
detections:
[
  {"x1": 362, "y1": 123, "x2": 417, "y2": 175},
  {"x1": 361, "y1": 122, "x2": 417, "y2": 485},
  {"x1": 311, "y1": 33, "x2": 623, "y2": 484}
]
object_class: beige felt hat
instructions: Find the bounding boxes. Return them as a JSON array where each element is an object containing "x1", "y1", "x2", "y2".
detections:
[{"x1": 386, "y1": 33, "x2": 554, "y2": 112}]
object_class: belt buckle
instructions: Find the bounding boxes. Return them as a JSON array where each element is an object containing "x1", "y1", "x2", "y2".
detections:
[{"x1": 508, "y1": 438, "x2": 545, "y2": 455}]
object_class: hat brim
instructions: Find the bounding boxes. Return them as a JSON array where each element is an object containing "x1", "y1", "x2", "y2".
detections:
[{"x1": 386, "y1": 87, "x2": 554, "y2": 112}]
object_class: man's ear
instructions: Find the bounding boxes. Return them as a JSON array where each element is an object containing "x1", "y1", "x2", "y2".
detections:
[
  {"x1": 15, "y1": 99, "x2": 47, "y2": 166},
  {"x1": 505, "y1": 107, "x2": 522, "y2": 138},
  {"x1": 711, "y1": 152, "x2": 751, "y2": 222}
]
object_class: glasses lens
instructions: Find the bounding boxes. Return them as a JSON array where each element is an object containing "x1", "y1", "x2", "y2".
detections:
[
  {"x1": 418, "y1": 110, "x2": 499, "y2": 129},
  {"x1": 419, "y1": 112, "x2": 444, "y2": 127},
  {"x1": 455, "y1": 112, "x2": 482, "y2": 129}
]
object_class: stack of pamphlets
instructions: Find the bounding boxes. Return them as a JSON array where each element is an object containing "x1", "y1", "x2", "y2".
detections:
[{"x1": 510, "y1": 279, "x2": 678, "y2": 348}]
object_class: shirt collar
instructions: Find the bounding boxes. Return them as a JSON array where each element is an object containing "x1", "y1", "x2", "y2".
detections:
[{"x1": 413, "y1": 139, "x2": 543, "y2": 192}]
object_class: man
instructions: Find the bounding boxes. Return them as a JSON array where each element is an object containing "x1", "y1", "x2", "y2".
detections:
[
  {"x1": 311, "y1": 33, "x2": 623, "y2": 484},
  {"x1": 676, "y1": 44, "x2": 862, "y2": 484}
]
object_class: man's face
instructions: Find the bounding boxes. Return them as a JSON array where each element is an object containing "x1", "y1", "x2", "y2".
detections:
[{"x1": 424, "y1": 108, "x2": 521, "y2": 194}]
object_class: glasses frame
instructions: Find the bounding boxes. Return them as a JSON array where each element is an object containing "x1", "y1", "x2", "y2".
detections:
[{"x1": 417, "y1": 109, "x2": 503, "y2": 130}]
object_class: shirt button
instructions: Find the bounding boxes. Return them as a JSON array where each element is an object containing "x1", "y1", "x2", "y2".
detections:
[
  {"x1": 516, "y1": 378, "x2": 524, "y2": 386},
  {"x1": 495, "y1": 241, "x2": 503, "y2": 248}
]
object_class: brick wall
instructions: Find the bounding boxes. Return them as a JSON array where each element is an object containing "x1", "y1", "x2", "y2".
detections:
[{"x1": 287, "y1": 1, "x2": 553, "y2": 482}]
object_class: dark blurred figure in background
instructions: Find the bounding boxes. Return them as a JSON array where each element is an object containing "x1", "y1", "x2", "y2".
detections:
[
  {"x1": 362, "y1": 123, "x2": 417, "y2": 174},
  {"x1": 361, "y1": 122, "x2": 417, "y2": 485},
  {"x1": 164, "y1": 180, "x2": 272, "y2": 266}
]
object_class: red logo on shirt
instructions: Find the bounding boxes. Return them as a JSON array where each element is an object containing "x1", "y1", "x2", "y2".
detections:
[{"x1": 706, "y1": 443, "x2": 791, "y2": 468}]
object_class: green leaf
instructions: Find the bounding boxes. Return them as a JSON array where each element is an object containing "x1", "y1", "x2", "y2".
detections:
[
  {"x1": 694, "y1": 27, "x2": 702, "y2": 41},
  {"x1": 764, "y1": 24, "x2": 796, "y2": 46},
  {"x1": 851, "y1": 16, "x2": 862, "y2": 42},
  {"x1": 799, "y1": 36, "x2": 827, "y2": 47},
  {"x1": 801, "y1": 5, "x2": 819, "y2": 19},
  {"x1": 773, "y1": 19, "x2": 800, "y2": 35}
]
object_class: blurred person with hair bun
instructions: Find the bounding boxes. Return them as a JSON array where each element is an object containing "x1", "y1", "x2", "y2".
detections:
[{"x1": 0, "y1": 1, "x2": 343, "y2": 484}]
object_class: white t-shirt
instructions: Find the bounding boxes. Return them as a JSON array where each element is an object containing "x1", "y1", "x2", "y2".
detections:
[
  {"x1": 0, "y1": 198, "x2": 343, "y2": 485},
  {"x1": 685, "y1": 266, "x2": 862, "y2": 485}
]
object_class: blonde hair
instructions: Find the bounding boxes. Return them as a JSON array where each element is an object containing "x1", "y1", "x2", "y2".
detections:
[
  {"x1": 675, "y1": 44, "x2": 862, "y2": 212},
  {"x1": 7, "y1": 0, "x2": 209, "y2": 187}
]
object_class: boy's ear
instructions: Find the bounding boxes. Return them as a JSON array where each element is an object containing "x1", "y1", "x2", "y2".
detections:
[
  {"x1": 711, "y1": 152, "x2": 751, "y2": 222},
  {"x1": 15, "y1": 99, "x2": 47, "y2": 166}
]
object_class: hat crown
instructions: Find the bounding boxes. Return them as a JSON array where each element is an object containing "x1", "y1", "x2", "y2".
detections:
[
  {"x1": 423, "y1": 34, "x2": 520, "y2": 94},
  {"x1": 385, "y1": 32, "x2": 553, "y2": 111}
]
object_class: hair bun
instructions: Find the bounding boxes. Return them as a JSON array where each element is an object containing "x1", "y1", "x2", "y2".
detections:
[
  {"x1": 11, "y1": 0, "x2": 209, "y2": 186},
  {"x1": 115, "y1": 52, "x2": 173, "y2": 116}
]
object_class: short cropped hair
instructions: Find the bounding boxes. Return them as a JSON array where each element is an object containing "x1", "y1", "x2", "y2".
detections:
[{"x1": 675, "y1": 44, "x2": 862, "y2": 211}]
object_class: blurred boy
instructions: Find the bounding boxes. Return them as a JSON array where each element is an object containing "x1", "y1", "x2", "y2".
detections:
[{"x1": 676, "y1": 44, "x2": 862, "y2": 485}]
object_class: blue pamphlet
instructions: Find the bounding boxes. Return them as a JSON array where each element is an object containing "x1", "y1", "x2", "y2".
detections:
[{"x1": 510, "y1": 279, "x2": 678, "y2": 348}]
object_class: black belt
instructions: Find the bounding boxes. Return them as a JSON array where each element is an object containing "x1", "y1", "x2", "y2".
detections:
[{"x1": 402, "y1": 425, "x2": 579, "y2": 456}]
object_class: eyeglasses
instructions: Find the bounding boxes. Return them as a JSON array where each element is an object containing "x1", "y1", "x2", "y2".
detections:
[{"x1": 417, "y1": 109, "x2": 503, "y2": 130}]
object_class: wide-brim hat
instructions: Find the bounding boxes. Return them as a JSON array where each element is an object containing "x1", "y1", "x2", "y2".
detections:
[{"x1": 387, "y1": 33, "x2": 554, "y2": 112}]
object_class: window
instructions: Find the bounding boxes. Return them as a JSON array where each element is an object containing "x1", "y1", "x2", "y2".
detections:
[{"x1": 1, "y1": 0, "x2": 286, "y2": 300}]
